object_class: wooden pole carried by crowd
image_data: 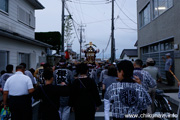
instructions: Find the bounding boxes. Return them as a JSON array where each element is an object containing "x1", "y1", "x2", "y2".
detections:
[{"x1": 169, "y1": 70, "x2": 180, "y2": 82}]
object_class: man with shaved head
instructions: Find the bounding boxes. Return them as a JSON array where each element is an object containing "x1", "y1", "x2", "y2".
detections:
[{"x1": 3, "y1": 65, "x2": 34, "y2": 120}]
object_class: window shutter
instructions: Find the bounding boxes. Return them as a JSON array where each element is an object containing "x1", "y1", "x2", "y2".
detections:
[
  {"x1": 18, "y1": 7, "x2": 26, "y2": 24},
  {"x1": 18, "y1": 6, "x2": 33, "y2": 27},
  {"x1": 30, "y1": 13, "x2": 35, "y2": 28}
]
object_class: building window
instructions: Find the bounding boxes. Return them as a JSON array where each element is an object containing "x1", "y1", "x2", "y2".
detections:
[
  {"x1": 139, "y1": 3, "x2": 151, "y2": 28},
  {"x1": 153, "y1": 0, "x2": 173, "y2": 18},
  {"x1": 19, "y1": 53, "x2": 30, "y2": 69},
  {"x1": 150, "y1": 44, "x2": 159, "y2": 53},
  {"x1": 165, "y1": 41, "x2": 174, "y2": 50},
  {"x1": 160, "y1": 40, "x2": 174, "y2": 51},
  {"x1": 0, "y1": 0, "x2": 8, "y2": 13},
  {"x1": 18, "y1": 7, "x2": 30, "y2": 26},
  {"x1": 142, "y1": 47, "x2": 149, "y2": 54},
  {"x1": 18, "y1": 7, "x2": 35, "y2": 28},
  {"x1": 0, "y1": 51, "x2": 8, "y2": 73},
  {"x1": 29, "y1": 12, "x2": 35, "y2": 28},
  {"x1": 160, "y1": 43, "x2": 164, "y2": 51}
]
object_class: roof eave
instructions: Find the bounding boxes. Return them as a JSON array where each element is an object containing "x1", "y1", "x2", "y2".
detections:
[
  {"x1": 120, "y1": 50, "x2": 125, "y2": 59},
  {"x1": 126, "y1": 55, "x2": 138, "y2": 57},
  {"x1": 134, "y1": 40, "x2": 138, "y2": 47},
  {"x1": 27, "y1": 0, "x2": 44, "y2": 9},
  {"x1": 0, "y1": 28, "x2": 52, "y2": 48}
]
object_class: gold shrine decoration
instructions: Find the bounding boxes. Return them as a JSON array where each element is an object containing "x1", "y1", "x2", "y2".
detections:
[
  {"x1": 89, "y1": 42, "x2": 93, "y2": 46},
  {"x1": 81, "y1": 41, "x2": 100, "y2": 63}
]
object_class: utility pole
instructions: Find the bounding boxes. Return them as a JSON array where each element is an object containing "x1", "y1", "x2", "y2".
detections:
[
  {"x1": 111, "y1": 0, "x2": 115, "y2": 63},
  {"x1": 102, "y1": 49, "x2": 104, "y2": 61},
  {"x1": 78, "y1": 24, "x2": 85, "y2": 62},
  {"x1": 60, "y1": 0, "x2": 65, "y2": 58},
  {"x1": 80, "y1": 25, "x2": 83, "y2": 62}
]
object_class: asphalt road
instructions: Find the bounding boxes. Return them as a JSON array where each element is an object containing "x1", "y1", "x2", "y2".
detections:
[
  {"x1": 69, "y1": 96, "x2": 179, "y2": 120},
  {"x1": 0, "y1": 90, "x2": 178, "y2": 120},
  {"x1": 69, "y1": 102, "x2": 178, "y2": 120},
  {"x1": 69, "y1": 100, "x2": 106, "y2": 120}
]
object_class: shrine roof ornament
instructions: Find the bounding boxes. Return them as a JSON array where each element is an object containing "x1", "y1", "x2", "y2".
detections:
[
  {"x1": 82, "y1": 42, "x2": 99, "y2": 53},
  {"x1": 85, "y1": 42, "x2": 97, "y2": 47}
]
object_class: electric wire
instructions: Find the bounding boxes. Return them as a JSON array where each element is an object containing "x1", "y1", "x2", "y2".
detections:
[
  {"x1": 117, "y1": 15, "x2": 136, "y2": 30},
  {"x1": 79, "y1": 2, "x2": 86, "y2": 23},
  {"x1": 65, "y1": 3, "x2": 81, "y2": 43},
  {"x1": 72, "y1": 0, "x2": 83, "y2": 23},
  {"x1": 65, "y1": 3, "x2": 81, "y2": 26},
  {"x1": 68, "y1": 1, "x2": 111, "y2": 5},
  {"x1": 104, "y1": 35, "x2": 111, "y2": 52},
  {"x1": 82, "y1": 19, "x2": 111, "y2": 24},
  {"x1": 74, "y1": 0, "x2": 109, "y2": 3},
  {"x1": 115, "y1": 1, "x2": 137, "y2": 24},
  {"x1": 115, "y1": 27, "x2": 137, "y2": 31}
]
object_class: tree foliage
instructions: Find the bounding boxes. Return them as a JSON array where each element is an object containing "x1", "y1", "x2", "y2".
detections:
[
  {"x1": 35, "y1": 32, "x2": 61, "y2": 51},
  {"x1": 64, "y1": 15, "x2": 74, "y2": 46}
]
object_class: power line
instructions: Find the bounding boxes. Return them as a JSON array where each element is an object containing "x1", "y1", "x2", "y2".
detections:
[
  {"x1": 117, "y1": 15, "x2": 136, "y2": 30},
  {"x1": 58, "y1": 0, "x2": 82, "y2": 24},
  {"x1": 120, "y1": 0, "x2": 126, "y2": 8},
  {"x1": 67, "y1": 1, "x2": 111, "y2": 32},
  {"x1": 68, "y1": 1, "x2": 110, "y2": 5},
  {"x1": 115, "y1": 1, "x2": 137, "y2": 24},
  {"x1": 97, "y1": 34, "x2": 111, "y2": 58},
  {"x1": 115, "y1": 27, "x2": 137, "y2": 31},
  {"x1": 88, "y1": 0, "x2": 110, "y2": 19},
  {"x1": 117, "y1": 0, "x2": 136, "y2": 19},
  {"x1": 75, "y1": 0, "x2": 109, "y2": 3},
  {"x1": 72, "y1": 0, "x2": 83, "y2": 23},
  {"x1": 67, "y1": 3, "x2": 81, "y2": 24},
  {"x1": 78, "y1": 0, "x2": 86, "y2": 23},
  {"x1": 82, "y1": 19, "x2": 111, "y2": 24},
  {"x1": 98, "y1": 17, "x2": 119, "y2": 58},
  {"x1": 78, "y1": 24, "x2": 86, "y2": 61},
  {"x1": 64, "y1": 3, "x2": 81, "y2": 43},
  {"x1": 118, "y1": 0, "x2": 136, "y2": 19},
  {"x1": 104, "y1": 35, "x2": 111, "y2": 52},
  {"x1": 67, "y1": 1, "x2": 109, "y2": 23},
  {"x1": 66, "y1": 1, "x2": 110, "y2": 48},
  {"x1": 65, "y1": 4, "x2": 81, "y2": 25},
  {"x1": 97, "y1": 49, "x2": 103, "y2": 57},
  {"x1": 72, "y1": 21, "x2": 80, "y2": 42}
]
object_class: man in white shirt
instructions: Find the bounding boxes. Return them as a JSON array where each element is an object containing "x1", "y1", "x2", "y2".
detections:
[{"x1": 3, "y1": 65, "x2": 34, "y2": 120}]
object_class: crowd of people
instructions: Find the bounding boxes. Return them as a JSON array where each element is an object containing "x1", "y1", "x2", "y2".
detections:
[{"x1": 0, "y1": 52, "x2": 178, "y2": 120}]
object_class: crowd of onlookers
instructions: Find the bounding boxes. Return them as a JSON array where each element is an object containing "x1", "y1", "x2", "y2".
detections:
[{"x1": 0, "y1": 52, "x2": 179, "y2": 120}]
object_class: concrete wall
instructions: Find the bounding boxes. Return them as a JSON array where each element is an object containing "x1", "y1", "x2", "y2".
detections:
[
  {"x1": 0, "y1": 0, "x2": 35, "y2": 38},
  {"x1": 0, "y1": 36, "x2": 46, "y2": 69},
  {"x1": 137, "y1": 0, "x2": 180, "y2": 83},
  {"x1": 137, "y1": 0, "x2": 177, "y2": 47}
]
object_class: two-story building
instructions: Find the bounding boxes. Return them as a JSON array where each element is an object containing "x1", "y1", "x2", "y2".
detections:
[
  {"x1": 0, "y1": 0, "x2": 52, "y2": 72},
  {"x1": 137, "y1": 0, "x2": 180, "y2": 84}
]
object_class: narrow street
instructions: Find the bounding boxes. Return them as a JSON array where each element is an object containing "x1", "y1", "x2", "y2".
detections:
[{"x1": 0, "y1": 0, "x2": 180, "y2": 120}]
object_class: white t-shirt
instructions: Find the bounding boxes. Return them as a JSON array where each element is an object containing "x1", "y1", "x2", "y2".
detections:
[{"x1": 4, "y1": 71, "x2": 34, "y2": 96}]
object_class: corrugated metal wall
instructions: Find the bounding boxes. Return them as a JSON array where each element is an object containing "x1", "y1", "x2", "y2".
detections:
[{"x1": 141, "y1": 51, "x2": 174, "y2": 79}]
